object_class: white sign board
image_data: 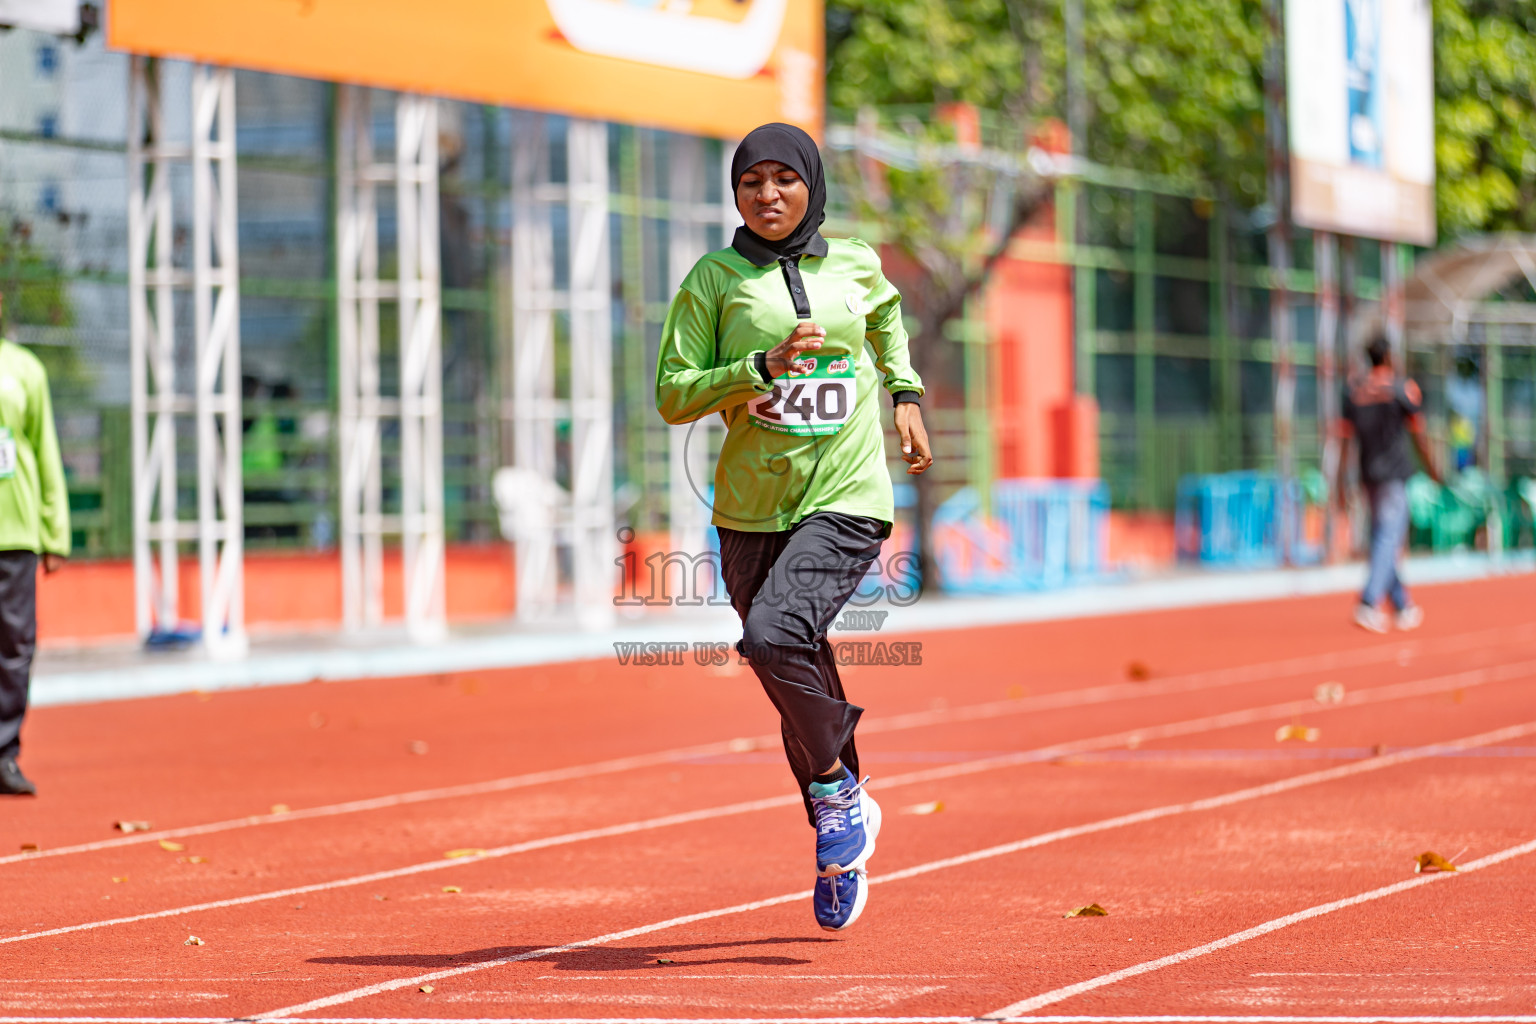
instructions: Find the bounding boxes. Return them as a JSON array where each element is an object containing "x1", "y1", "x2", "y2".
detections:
[
  {"x1": 0, "y1": 0, "x2": 79, "y2": 34},
  {"x1": 1286, "y1": 0, "x2": 1436, "y2": 245}
]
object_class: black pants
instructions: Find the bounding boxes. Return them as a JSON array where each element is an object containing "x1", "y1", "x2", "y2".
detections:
[
  {"x1": 0, "y1": 551, "x2": 38, "y2": 762},
  {"x1": 718, "y1": 512, "x2": 888, "y2": 825}
]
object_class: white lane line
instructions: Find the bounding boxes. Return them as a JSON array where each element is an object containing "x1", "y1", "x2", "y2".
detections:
[
  {"x1": 6, "y1": 1017, "x2": 1536, "y2": 1024},
  {"x1": 6, "y1": 624, "x2": 1523, "y2": 870},
  {"x1": 4, "y1": 661, "x2": 1531, "y2": 951},
  {"x1": 987, "y1": 840, "x2": 1536, "y2": 1017},
  {"x1": 250, "y1": 720, "x2": 1535, "y2": 1019}
]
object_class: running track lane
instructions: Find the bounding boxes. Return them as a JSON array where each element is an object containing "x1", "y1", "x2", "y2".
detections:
[
  {"x1": 10, "y1": 619, "x2": 1526, "y2": 869},
  {"x1": 987, "y1": 841, "x2": 1536, "y2": 1016},
  {"x1": 6, "y1": 647, "x2": 1529, "y2": 1019},
  {"x1": 4, "y1": 659, "x2": 1529, "y2": 949},
  {"x1": 9, "y1": 636, "x2": 1527, "y2": 936},
  {"x1": 238, "y1": 717, "x2": 1536, "y2": 1018},
  {"x1": 281, "y1": 713, "x2": 1536, "y2": 1019},
  {"x1": 6, "y1": 580, "x2": 1529, "y2": 1019},
  {"x1": 13, "y1": 576, "x2": 1532, "y2": 858}
]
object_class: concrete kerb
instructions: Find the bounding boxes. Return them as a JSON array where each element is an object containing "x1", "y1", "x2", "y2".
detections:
[{"x1": 30, "y1": 550, "x2": 1535, "y2": 708}]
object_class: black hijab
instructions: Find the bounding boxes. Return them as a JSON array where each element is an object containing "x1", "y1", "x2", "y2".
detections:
[{"x1": 729, "y1": 123, "x2": 829, "y2": 267}]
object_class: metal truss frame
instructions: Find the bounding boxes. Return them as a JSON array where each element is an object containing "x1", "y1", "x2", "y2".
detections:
[
  {"x1": 336, "y1": 88, "x2": 446, "y2": 641},
  {"x1": 128, "y1": 57, "x2": 246, "y2": 656},
  {"x1": 666, "y1": 136, "x2": 740, "y2": 563},
  {"x1": 510, "y1": 116, "x2": 615, "y2": 627}
]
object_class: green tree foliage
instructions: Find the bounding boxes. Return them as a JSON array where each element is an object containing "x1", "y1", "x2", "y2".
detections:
[
  {"x1": 828, "y1": 0, "x2": 1536, "y2": 236},
  {"x1": 828, "y1": 0, "x2": 1268, "y2": 204},
  {"x1": 1434, "y1": 0, "x2": 1536, "y2": 236},
  {"x1": 0, "y1": 221, "x2": 89, "y2": 394}
]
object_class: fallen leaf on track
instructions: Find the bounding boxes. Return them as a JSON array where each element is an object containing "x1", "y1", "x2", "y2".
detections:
[
  {"x1": 444, "y1": 848, "x2": 487, "y2": 859},
  {"x1": 112, "y1": 876, "x2": 127, "y2": 883},
  {"x1": 442, "y1": 886, "x2": 462, "y2": 893},
  {"x1": 270, "y1": 804, "x2": 291, "y2": 815},
  {"x1": 1313, "y1": 682, "x2": 1345, "y2": 705},
  {"x1": 19, "y1": 843, "x2": 38, "y2": 853},
  {"x1": 184, "y1": 935, "x2": 205, "y2": 946},
  {"x1": 1275, "y1": 724, "x2": 1321, "y2": 742},
  {"x1": 1007, "y1": 684, "x2": 1026, "y2": 699},
  {"x1": 1125, "y1": 661, "x2": 1151, "y2": 681},
  {"x1": 158, "y1": 839, "x2": 186, "y2": 852},
  {"x1": 656, "y1": 958, "x2": 675, "y2": 964},
  {"x1": 114, "y1": 820, "x2": 152, "y2": 834},
  {"x1": 181, "y1": 855, "x2": 209, "y2": 864},
  {"x1": 419, "y1": 984, "x2": 435, "y2": 994},
  {"x1": 1415, "y1": 851, "x2": 1458, "y2": 873},
  {"x1": 1064, "y1": 903, "x2": 1108, "y2": 917},
  {"x1": 902, "y1": 801, "x2": 944, "y2": 815}
]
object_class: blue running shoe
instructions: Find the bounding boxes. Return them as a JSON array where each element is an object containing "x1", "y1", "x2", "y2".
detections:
[
  {"x1": 810, "y1": 773, "x2": 881, "y2": 876},
  {"x1": 813, "y1": 867, "x2": 868, "y2": 931}
]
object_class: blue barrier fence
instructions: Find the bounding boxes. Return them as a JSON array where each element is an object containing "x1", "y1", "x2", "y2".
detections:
[
  {"x1": 933, "y1": 479, "x2": 1111, "y2": 594},
  {"x1": 1174, "y1": 471, "x2": 1322, "y2": 568}
]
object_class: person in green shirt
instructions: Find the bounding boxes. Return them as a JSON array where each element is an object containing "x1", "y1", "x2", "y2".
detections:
[
  {"x1": 0, "y1": 293, "x2": 70, "y2": 796},
  {"x1": 655, "y1": 123, "x2": 932, "y2": 931}
]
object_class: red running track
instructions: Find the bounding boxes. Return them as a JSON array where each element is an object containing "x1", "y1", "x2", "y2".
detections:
[{"x1": 2, "y1": 574, "x2": 1535, "y2": 1023}]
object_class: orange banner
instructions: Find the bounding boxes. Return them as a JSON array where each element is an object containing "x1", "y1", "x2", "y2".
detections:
[{"x1": 108, "y1": 0, "x2": 823, "y2": 140}]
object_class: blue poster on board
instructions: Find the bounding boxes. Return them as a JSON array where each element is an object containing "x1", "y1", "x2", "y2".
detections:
[{"x1": 1344, "y1": 0, "x2": 1384, "y2": 167}]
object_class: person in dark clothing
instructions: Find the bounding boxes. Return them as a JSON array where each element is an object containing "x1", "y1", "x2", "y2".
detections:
[{"x1": 1336, "y1": 333, "x2": 1442, "y2": 633}]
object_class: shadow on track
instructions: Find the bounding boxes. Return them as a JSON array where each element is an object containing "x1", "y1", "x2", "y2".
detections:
[{"x1": 309, "y1": 936, "x2": 837, "y2": 971}]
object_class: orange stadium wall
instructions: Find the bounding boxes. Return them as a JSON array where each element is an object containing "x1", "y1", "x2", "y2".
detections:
[
  {"x1": 984, "y1": 121, "x2": 1099, "y2": 481},
  {"x1": 36, "y1": 546, "x2": 517, "y2": 647}
]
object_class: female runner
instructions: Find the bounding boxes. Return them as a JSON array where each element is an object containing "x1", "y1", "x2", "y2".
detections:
[{"x1": 656, "y1": 122, "x2": 932, "y2": 930}]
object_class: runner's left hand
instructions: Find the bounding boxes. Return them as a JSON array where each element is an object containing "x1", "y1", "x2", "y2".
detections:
[{"x1": 894, "y1": 404, "x2": 933, "y2": 475}]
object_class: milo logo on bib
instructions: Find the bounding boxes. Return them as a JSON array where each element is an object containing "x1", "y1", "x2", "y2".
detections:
[{"x1": 748, "y1": 355, "x2": 858, "y2": 437}]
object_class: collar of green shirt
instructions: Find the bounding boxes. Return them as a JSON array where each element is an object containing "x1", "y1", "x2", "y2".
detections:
[{"x1": 730, "y1": 225, "x2": 829, "y2": 268}]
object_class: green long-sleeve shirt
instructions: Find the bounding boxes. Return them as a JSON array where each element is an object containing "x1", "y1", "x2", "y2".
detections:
[
  {"x1": 655, "y1": 237, "x2": 923, "y2": 533},
  {"x1": 0, "y1": 340, "x2": 70, "y2": 556}
]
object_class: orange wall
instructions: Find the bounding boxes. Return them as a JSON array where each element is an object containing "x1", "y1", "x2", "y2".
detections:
[
  {"x1": 988, "y1": 226, "x2": 1075, "y2": 477},
  {"x1": 985, "y1": 200, "x2": 1099, "y2": 480},
  {"x1": 37, "y1": 546, "x2": 517, "y2": 646}
]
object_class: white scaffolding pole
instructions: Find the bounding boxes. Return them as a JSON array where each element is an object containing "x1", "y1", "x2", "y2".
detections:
[
  {"x1": 190, "y1": 65, "x2": 246, "y2": 656},
  {"x1": 508, "y1": 115, "x2": 614, "y2": 626},
  {"x1": 667, "y1": 137, "x2": 740, "y2": 561},
  {"x1": 396, "y1": 96, "x2": 447, "y2": 641},
  {"x1": 336, "y1": 89, "x2": 446, "y2": 640},
  {"x1": 128, "y1": 56, "x2": 180, "y2": 638},
  {"x1": 567, "y1": 119, "x2": 614, "y2": 629},
  {"x1": 509, "y1": 115, "x2": 560, "y2": 621},
  {"x1": 128, "y1": 57, "x2": 245, "y2": 654},
  {"x1": 667, "y1": 135, "x2": 712, "y2": 561},
  {"x1": 336, "y1": 85, "x2": 387, "y2": 630}
]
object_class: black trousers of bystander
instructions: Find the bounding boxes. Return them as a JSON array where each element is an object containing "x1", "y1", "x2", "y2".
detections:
[
  {"x1": 0, "y1": 550, "x2": 37, "y2": 762},
  {"x1": 718, "y1": 511, "x2": 889, "y2": 826}
]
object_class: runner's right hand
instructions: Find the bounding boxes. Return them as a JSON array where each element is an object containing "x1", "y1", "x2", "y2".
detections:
[{"x1": 765, "y1": 322, "x2": 824, "y2": 378}]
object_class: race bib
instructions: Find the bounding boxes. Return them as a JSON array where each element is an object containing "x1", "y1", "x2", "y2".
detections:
[
  {"x1": 0, "y1": 427, "x2": 15, "y2": 480},
  {"x1": 747, "y1": 355, "x2": 857, "y2": 436}
]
